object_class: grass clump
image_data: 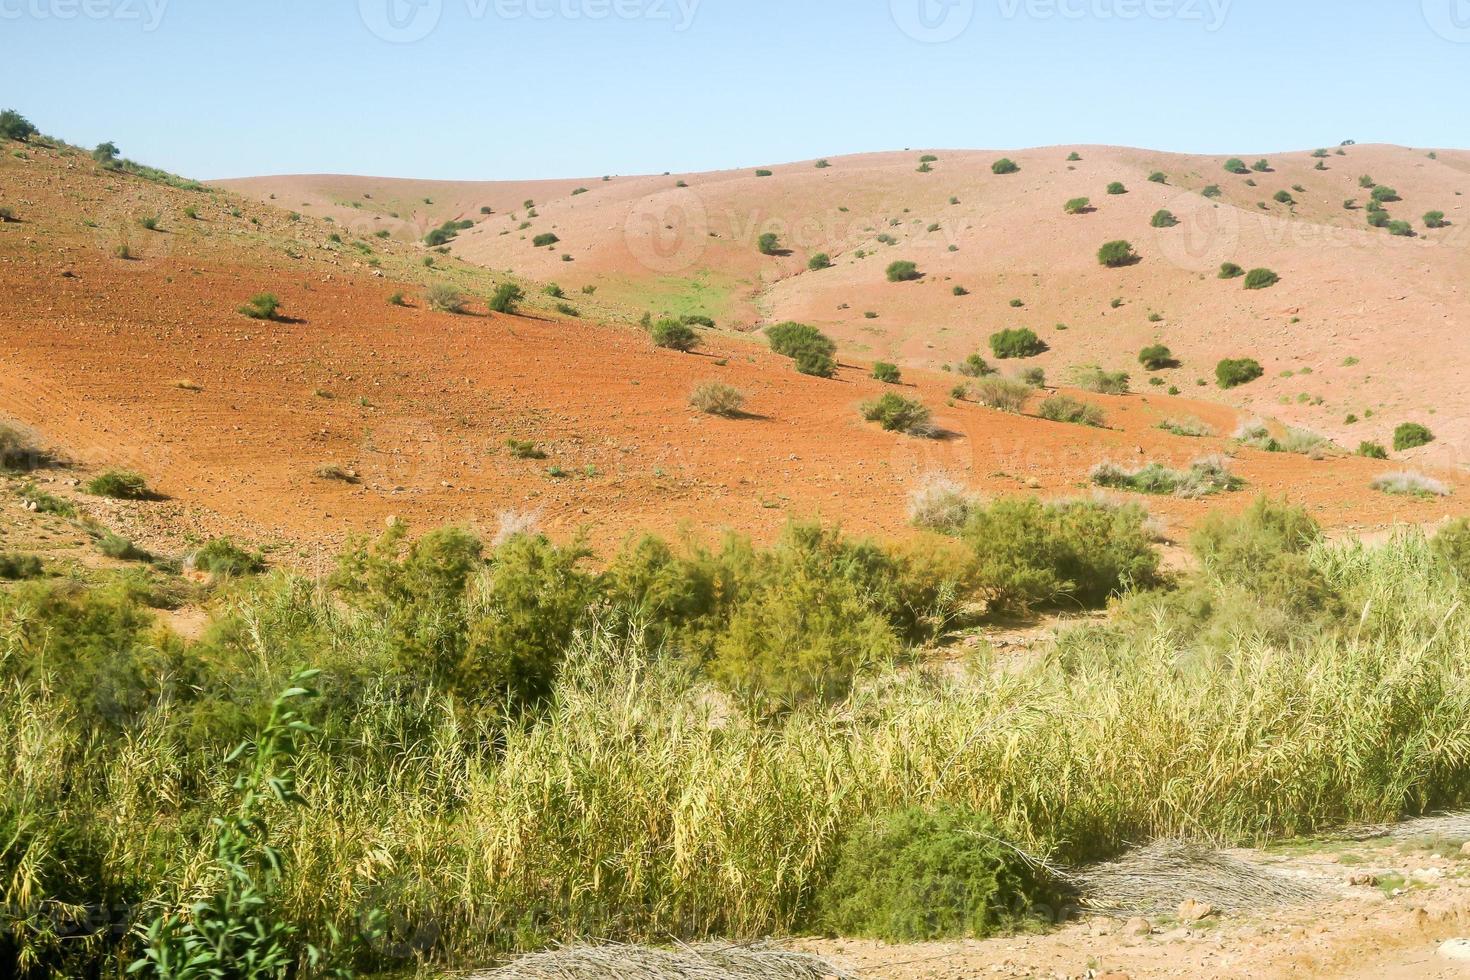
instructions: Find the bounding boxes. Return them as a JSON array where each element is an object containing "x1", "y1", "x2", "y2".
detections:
[
  {"x1": 425, "y1": 282, "x2": 466, "y2": 313},
  {"x1": 1358, "y1": 441, "x2": 1389, "y2": 460},
  {"x1": 0, "y1": 553, "x2": 42, "y2": 580},
  {"x1": 506, "y1": 439, "x2": 547, "y2": 460},
  {"x1": 191, "y1": 538, "x2": 265, "y2": 577},
  {"x1": 1158, "y1": 417, "x2": 1212, "y2": 437},
  {"x1": 1394, "y1": 423, "x2": 1434, "y2": 451},
  {"x1": 969, "y1": 376, "x2": 1031, "y2": 413},
  {"x1": 1070, "y1": 365, "x2": 1130, "y2": 395},
  {"x1": 86, "y1": 470, "x2": 151, "y2": 500},
  {"x1": 989, "y1": 327, "x2": 1045, "y2": 359},
  {"x1": 689, "y1": 381, "x2": 745, "y2": 417},
  {"x1": 860, "y1": 393, "x2": 935, "y2": 437},
  {"x1": 1372, "y1": 471, "x2": 1450, "y2": 498},
  {"x1": 1064, "y1": 197, "x2": 1091, "y2": 214},
  {"x1": 1038, "y1": 393, "x2": 1105, "y2": 427},
  {"x1": 814, "y1": 805, "x2": 1054, "y2": 941},
  {"x1": 1091, "y1": 455, "x2": 1241, "y2": 498},
  {"x1": 1219, "y1": 262, "x2": 1244, "y2": 279}
]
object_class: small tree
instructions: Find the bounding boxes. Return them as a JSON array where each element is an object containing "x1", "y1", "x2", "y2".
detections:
[
  {"x1": 92, "y1": 141, "x2": 120, "y2": 166},
  {"x1": 1224, "y1": 158, "x2": 1249, "y2": 174},
  {"x1": 1097, "y1": 240, "x2": 1138, "y2": 268},
  {"x1": 1138, "y1": 344, "x2": 1174, "y2": 370},
  {"x1": 0, "y1": 109, "x2": 37, "y2": 141},
  {"x1": 757, "y1": 232, "x2": 780, "y2": 255},
  {"x1": 885, "y1": 260, "x2": 921, "y2": 282}
]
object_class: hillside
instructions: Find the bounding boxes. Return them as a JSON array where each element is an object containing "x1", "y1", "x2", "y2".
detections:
[
  {"x1": 223, "y1": 144, "x2": 1470, "y2": 467},
  {"x1": 0, "y1": 139, "x2": 1463, "y2": 568}
]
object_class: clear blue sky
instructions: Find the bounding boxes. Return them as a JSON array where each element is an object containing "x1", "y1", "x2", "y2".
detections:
[{"x1": 3, "y1": 0, "x2": 1467, "y2": 180}]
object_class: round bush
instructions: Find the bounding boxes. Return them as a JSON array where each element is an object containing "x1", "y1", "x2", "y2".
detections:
[
  {"x1": 989, "y1": 327, "x2": 1045, "y2": 359},
  {"x1": 1216, "y1": 358, "x2": 1264, "y2": 389},
  {"x1": 813, "y1": 805, "x2": 1055, "y2": 941},
  {"x1": 1218, "y1": 262, "x2": 1244, "y2": 279},
  {"x1": 808, "y1": 252, "x2": 832, "y2": 270},
  {"x1": 1243, "y1": 268, "x2": 1279, "y2": 290},
  {"x1": 872, "y1": 361, "x2": 901, "y2": 384},
  {"x1": 649, "y1": 319, "x2": 698, "y2": 352},
  {"x1": 1393, "y1": 423, "x2": 1434, "y2": 452},
  {"x1": 886, "y1": 260, "x2": 921, "y2": 282},
  {"x1": 1138, "y1": 344, "x2": 1174, "y2": 370},
  {"x1": 1097, "y1": 240, "x2": 1138, "y2": 268},
  {"x1": 991, "y1": 158, "x2": 1019, "y2": 175}
]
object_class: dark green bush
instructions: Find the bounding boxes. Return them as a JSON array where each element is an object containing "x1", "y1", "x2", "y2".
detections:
[
  {"x1": 1394, "y1": 423, "x2": 1434, "y2": 452},
  {"x1": 808, "y1": 252, "x2": 832, "y2": 270},
  {"x1": 1224, "y1": 158, "x2": 1249, "y2": 174},
  {"x1": 532, "y1": 233, "x2": 560, "y2": 247},
  {"x1": 1425, "y1": 211, "x2": 1448, "y2": 229},
  {"x1": 1063, "y1": 197, "x2": 1090, "y2": 214},
  {"x1": 0, "y1": 109, "x2": 37, "y2": 141},
  {"x1": 814, "y1": 805, "x2": 1055, "y2": 941},
  {"x1": 1218, "y1": 262, "x2": 1244, "y2": 279},
  {"x1": 0, "y1": 553, "x2": 42, "y2": 579},
  {"x1": 1150, "y1": 210, "x2": 1178, "y2": 228},
  {"x1": 1106, "y1": 182, "x2": 1127, "y2": 195},
  {"x1": 957, "y1": 353, "x2": 994, "y2": 378},
  {"x1": 650, "y1": 319, "x2": 699, "y2": 352},
  {"x1": 1148, "y1": 171, "x2": 1167, "y2": 184},
  {"x1": 680, "y1": 313, "x2": 715, "y2": 328},
  {"x1": 1273, "y1": 190, "x2": 1294, "y2": 205},
  {"x1": 1215, "y1": 358, "x2": 1263, "y2": 388},
  {"x1": 1097, "y1": 240, "x2": 1138, "y2": 267},
  {"x1": 1387, "y1": 221, "x2": 1414, "y2": 237},
  {"x1": 860, "y1": 393, "x2": 934, "y2": 437},
  {"x1": 767, "y1": 321, "x2": 835, "y2": 359},
  {"x1": 991, "y1": 158, "x2": 1019, "y2": 175},
  {"x1": 886, "y1": 260, "x2": 921, "y2": 282},
  {"x1": 192, "y1": 538, "x2": 265, "y2": 577},
  {"x1": 488, "y1": 282, "x2": 524, "y2": 313},
  {"x1": 1138, "y1": 344, "x2": 1175, "y2": 370},
  {"x1": 989, "y1": 327, "x2": 1045, "y2": 359},
  {"x1": 757, "y1": 232, "x2": 780, "y2": 255},
  {"x1": 1357, "y1": 441, "x2": 1388, "y2": 460},
  {"x1": 1242, "y1": 268, "x2": 1278, "y2": 290},
  {"x1": 795, "y1": 347, "x2": 836, "y2": 377}
]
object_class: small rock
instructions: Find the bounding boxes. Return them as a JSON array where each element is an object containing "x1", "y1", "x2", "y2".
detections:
[
  {"x1": 1177, "y1": 898, "x2": 1215, "y2": 923},
  {"x1": 1349, "y1": 872, "x2": 1380, "y2": 887},
  {"x1": 1439, "y1": 939, "x2": 1470, "y2": 961},
  {"x1": 1123, "y1": 916, "x2": 1152, "y2": 936}
]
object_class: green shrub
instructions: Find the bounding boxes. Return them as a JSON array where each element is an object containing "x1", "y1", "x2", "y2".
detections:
[
  {"x1": 488, "y1": 282, "x2": 524, "y2": 313},
  {"x1": 814, "y1": 805, "x2": 1054, "y2": 941},
  {"x1": 754, "y1": 169, "x2": 773, "y2": 177},
  {"x1": 1019, "y1": 366, "x2": 1045, "y2": 388},
  {"x1": 1251, "y1": 159, "x2": 1270, "y2": 172},
  {"x1": 1387, "y1": 221, "x2": 1414, "y2": 237},
  {"x1": 1357, "y1": 441, "x2": 1389, "y2": 460},
  {"x1": 1064, "y1": 197, "x2": 1091, "y2": 214},
  {"x1": 425, "y1": 282, "x2": 466, "y2": 313},
  {"x1": 1106, "y1": 181, "x2": 1127, "y2": 195},
  {"x1": 1097, "y1": 240, "x2": 1138, "y2": 267},
  {"x1": 1159, "y1": 417, "x2": 1212, "y2": 437},
  {"x1": 1138, "y1": 344, "x2": 1175, "y2": 370},
  {"x1": 1069, "y1": 365, "x2": 1130, "y2": 394},
  {"x1": 1037, "y1": 393, "x2": 1105, "y2": 427},
  {"x1": 989, "y1": 327, "x2": 1045, "y2": 359},
  {"x1": 237, "y1": 293, "x2": 280, "y2": 320},
  {"x1": 1367, "y1": 210, "x2": 1390, "y2": 228},
  {"x1": 1150, "y1": 209, "x2": 1178, "y2": 228},
  {"x1": 1224, "y1": 158, "x2": 1249, "y2": 174},
  {"x1": 1091, "y1": 455, "x2": 1240, "y2": 498},
  {"x1": 808, "y1": 252, "x2": 832, "y2": 270},
  {"x1": 962, "y1": 497, "x2": 1157, "y2": 611},
  {"x1": 860, "y1": 393, "x2": 935, "y2": 437},
  {"x1": 969, "y1": 376, "x2": 1031, "y2": 413},
  {"x1": 1215, "y1": 358, "x2": 1263, "y2": 388},
  {"x1": 0, "y1": 553, "x2": 42, "y2": 580},
  {"x1": 872, "y1": 362, "x2": 901, "y2": 384},
  {"x1": 1273, "y1": 190, "x2": 1295, "y2": 205},
  {"x1": 506, "y1": 439, "x2": 546, "y2": 460},
  {"x1": 650, "y1": 319, "x2": 699, "y2": 352},
  {"x1": 1425, "y1": 211, "x2": 1448, "y2": 229},
  {"x1": 1370, "y1": 185, "x2": 1399, "y2": 203},
  {"x1": 689, "y1": 381, "x2": 745, "y2": 416},
  {"x1": 87, "y1": 470, "x2": 151, "y2": 500},
  {"x1": 97, "y1": 531, "x2": 149, "y2": 562},
  {"x1": 0, "y1": 108, "x2": 38, "y2": 141},
  {"x1": 0, "y1": 424, "x2": 45, "y2": 470},
  {"x1": 795, "y1": 348, "x2": 836, "y2": 377},
  {"x1": 1218, "y1": 262, "x2": 1244, "y2": 279},
  {"x1": 1432, "y1": 519, "x2": 1470, "y2": 579},
  {"x1": 1243, "y1": 268, "x2": 1279, "y2": 290},
  {"x1": 757, "y1": 232, "x2": 780, "y2": 255},
  {"x1": 192, "y1": 538, "x2": 265, "y2": 577},
  {"x1": 532, "y1": 233, "x2": 560, "y2": 247},
  {"x1": 1190, "y1": 497, "x2": 1337, "y2": 620},
  {"x1": 991, "y1": 158, "x2": 1019, "y2": 174},
  {"x1": 767, "y1": 321, "x2": 835, "y2": 359},
  {"x1": 680, "y1": 314, "x2": 715, "y2": 328},
  {"x1": 1394, "y1": 423, "x2": 1434, "y2": 452},
  {"x1": 958, "y1": 353, "x2": 994, "y2": 378},
  {"x1": 1148, "y1": 171, "x2": 1167, "y2": 184},
  {"x1": 886, "y1": 260, "x2": 921, "y2": 282}
]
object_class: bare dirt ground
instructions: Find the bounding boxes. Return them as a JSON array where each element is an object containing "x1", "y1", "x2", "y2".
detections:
[
  {"x1": 801, "y1": 828, "x2": 1470, "y2": 980},
  {"x1": 4, "y1": 145, "x2": 1466, "y2": 570}
]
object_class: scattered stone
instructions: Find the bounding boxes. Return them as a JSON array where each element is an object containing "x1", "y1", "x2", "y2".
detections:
[
  {"x1": 1439, "y1": 939, "x2": 1470, "y2": 961},
  {"x1": 1349, "y1": 872, "x2": 1380, "y2": 888},
  {"x1": 1177, "y1": 898, "x2": 1215, "y2": 923}
]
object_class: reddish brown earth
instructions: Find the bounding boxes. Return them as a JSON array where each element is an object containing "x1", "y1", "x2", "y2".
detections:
[{"x1": 1, "y1": 142, "x2": 1465, "y2": 566}]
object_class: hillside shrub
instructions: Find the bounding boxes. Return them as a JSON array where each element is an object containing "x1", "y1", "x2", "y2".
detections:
[
  {"x1": 872, "y1": 362, "x2": 901, "y2": 384},
  {"x1": 991, "y1": 158, "x2": 1019, "y2": 174},
  {"x1": 795, "y1": 348, "x2": 836, "y2": 377},
  {"x1": 1394, "y1": 423, "x2": 1434, "y2": 452},
  {"x1": 1357, "y1": 441, "x2": 1388, "y2": 460},
  {"x1": 969, "y1": 376, "x2": 1031, "y2": 413},
  {"x1": 1106, "y1": 182, "x2": 1127, "y2": 195},
  {"x1": 1372, "y1": 471, "x2": 1450, "y2": 498},
  {"x1": 1138, "y1": 344, "x2": 1175, "y2": 370},
  {"x1": 1038, "y1": 394, "x2": 1105, "y2": 427},
  {"x1": 425, "y1": 283, "x2": 466, "y2": 313},
  {"x1": 861, "y1": 393, "x2": 935, "y2": 437},
  {"x1": 1091, "y1": 455, "x2": 1241, "y2": 498},
  {"x1": 1243, "y1": 268, "x2": 1279, "y2": 289},
  {"x1": 1150, "y1": 210, "x2": 1178, "y2": 228},
  {"x1": 1224, "y1": 158, "x2": 1248, "y2": 174},
  {"x1": 958, "y1": 353, "x2": 994, "y2": 378},
  {"x1": 989, "y1": 327, "x2": 1045, "y2": 359},
  {"x1": 757, "y1": 232, "x2": 780, "y2": 255},
  {"x1": 650, "y1": 318, "x2": 699, "y2": 351},
  {"x1": 1148, "y1": 171, "x2": 1167, "y2": 184},
  {"x1": 767, "y1": 322, "x2": 836, "y2": 361},
  {"x1": 689, "y1": 382, "x2": 745, "y2": 417},
  {"x1": 0, "y1": 109, "x2": 37, "y2": 141},
  {"x1": 808, "y1": 252, "x2": 832, "y2": 270},
  {"x1": 1064, "y1": 197, "x2": 1090, "y2": 214},
  {"x1": 87, "y1": 470, "x2": 151, "y2": 500},
  {"x1": 1219, "y1": 262, "x2": 1244, "y2": 279},
  {"x1": 0, "y1": 553, "x2": 42, "y2": 580},
  {"x1": 886, "y1": 260, "x2": 921, "y2": 282},
  {"x1": 1097, "y1": 240, "x2": 1138, "y2": 267},
  {"x1": 237, "y1": 293, "x2": 280, "y2": 320},
  {"x1": 1425, "y1": 211, "x2": 1448, "y2": 229},
  {"x1": 192, "y1": 538, "x2": 265, "y2": 577},
  {"x1": 532, "y1": 233, "x2": 560, "y2": 247},
  {"x1": 488, "y1": 282, "x2": 524, "y2": 313},
  {"x1": 1216, "y1": 358, "x2": 1264, "y2": 388},
  {"x1": 1070, "y1": 365, "x2": 1130, "y2": 394}
]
